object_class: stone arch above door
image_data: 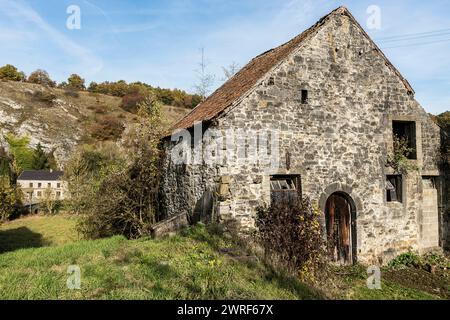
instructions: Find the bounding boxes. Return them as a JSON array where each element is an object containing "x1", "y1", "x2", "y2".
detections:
[{"x1": 318, "y1": 182, "x2": 363, "y2": 213}]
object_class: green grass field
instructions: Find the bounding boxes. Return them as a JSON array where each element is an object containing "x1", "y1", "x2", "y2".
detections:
[
  {"x1": 0, "y1": 216, "x2": 320, "y2": 300},
  {"x1": 0, "y1": 215, "x2": 448, "y2": 300},
  {"x1": 0, "y1": 215, "x2": 79, "y2": 253}
]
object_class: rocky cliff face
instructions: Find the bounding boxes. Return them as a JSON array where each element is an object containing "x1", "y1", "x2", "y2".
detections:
[{"x1": 0, "y1": 80, "x2": 189, "y2": 165}]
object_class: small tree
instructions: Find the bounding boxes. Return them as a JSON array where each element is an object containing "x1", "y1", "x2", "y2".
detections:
[
  {"x1": 0, "y1": 64, "x2": 26, "y2": 81},
  {"x1": 4, "y1": 134, "x2": 34, "y2": 173},
  {"x1": 387, "y1": 135, "x2": 419, "y2": 175},
  {"x1": 256, "y1": 197, "x2": 326, "y2": 283},
  {"x1": 194, "y1": 48, "x2": 215, "y2": 100},
  {"x1": 75, "y1": 95, "x2": 164, "y2": 239},
  {"x1": 32, "y1": 143, "x2": 57, "y2": 170},
  {"x1": 121, "y1": 89, "x2": 145, "y2": 114},
  {"x1": 0, "y1": 145, "x2": 12, "y2": 183},
  {"x1": 89, "y1": 116, "x2": 125, "y2": 141},
  {"x1": 27, "y1": 69, "x2": 56, "y2": 87},
  {"x1": 67, "y1": 74, "x2": 86, "y2": 90},
  {"x1": 41, "y1": 187, "x2": 58, "y2": 215},
  {"x1": 221, "y1": 62, "x2": 240, "y2": 81},
  {"x1": 0, "y1": 183, "x2": 22, "y2": 222},
  {"x1": 65, "y1": 143, "x2": 122, "y2": 215}
]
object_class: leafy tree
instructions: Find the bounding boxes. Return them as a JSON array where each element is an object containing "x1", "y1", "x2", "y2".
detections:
[
  {"x1": 387, "y1": 135, "x2": 419, "y2": 175},
  {"x1": 88, "y1": 81, "x2": 99, "y2": 92},
  {"x1": 86, "y1": 79, "x2": 201, "y2": 109},
  {"x1": 41, "y1": 187, "x2": 59, "y2": 215},
  {"x1": 67, "y1": 74, "x2": 86, "y2": 90},
  {"x1": 64, "y1": 143, "x2": 124, "y2": 216},
  {"x1": 89, "y1": 116, "x2": 125, "y2": 141},
  {"x1": 58, "y1": 81, "x2": 68, "y2": 88},
  {"x1": 256, "y1": 197, "x2": 326, "y2": 283},
  {"x1": 0, "y1": 183, "x2": 22, "y2": 222},
  {"x1": 0, "y1": 64, "x2": 26, "y2": 81},
  {"x1": 435, "y1": 111, "x2": 450, "y2": 133},
  {"x1": 32, "y1": 143, "x2": 57, "y2": 170},
  {"x1": 0, "y1": 146, "x2": 12, "y2": 182},
  {"x1": 434, "y1": 111, "x2": 450, "y2": 163},
  {"x1": 70, "y1": 95, "x2": 164, "y2": 239},
  {"x1": 27, "y1": 69, "x2": 56, "y2": 87},
  {"x1": 4, "y1": 134, "x2": 34, "y2": 173}
]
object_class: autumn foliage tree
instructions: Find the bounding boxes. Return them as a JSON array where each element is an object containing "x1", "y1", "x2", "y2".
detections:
[
  {"x1": 67, "y1": 94, "x2": 164, "y2": 239},
  {"x1": 256, "y1": 198, "x2": 326, "y2": 283},
  {"x1": 66, "y1": 74, "x2": 86, "y2": 90},
  {"x1": 27, "y1": 69, "x2": 56, "y2": 87},
  {"x1": 0, "y1": 64, "x2": 26, "y2": 82},
  {"x1": 89, "y1": 116, "x2": 125, "y2": 141}
]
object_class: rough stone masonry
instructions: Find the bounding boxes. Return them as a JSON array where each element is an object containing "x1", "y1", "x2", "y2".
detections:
[{"x1": 161, "y1": 7, "x2": 448, "y2": 265}]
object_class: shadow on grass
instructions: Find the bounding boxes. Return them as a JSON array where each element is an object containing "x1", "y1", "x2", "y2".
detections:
[
  {"x1": 262, "y1": 267, "x2": 326, "y2": 300},
  {"x1": 0, "y1": 227, "x2": 48, "y2": 253}
]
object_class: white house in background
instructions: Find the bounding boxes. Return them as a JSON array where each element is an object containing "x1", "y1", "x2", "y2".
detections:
[{"x1": 17, "y1": 170, "x2": 67, "y2": 205}]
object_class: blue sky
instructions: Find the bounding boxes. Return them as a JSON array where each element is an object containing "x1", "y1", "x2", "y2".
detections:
[{"x1": 0, "y1": 0, "x2": 449, "y2": 114}]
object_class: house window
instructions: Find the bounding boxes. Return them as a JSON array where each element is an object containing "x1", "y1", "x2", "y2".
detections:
[
  {"x1": 270, "y1": 175, "x2": 301, "y2": 205},
  {"x1": 393, "y1": 121, "x2": 417, "y2": 159},
  {"x1": 37, "y1": 191, "x2": 42, "y2": 197},
  {"x1": 29, "y1": 183, "x2": 33, "y2": 188},
  {"x1": 38, "y1": 183, "x2": 42, "y2": 188},
  {"x1": 386, "y1": 175, "x2": 403, "y2": 203},
  {"x1": 56, "y1": 191, "x2": 61, "y2": 198},
  {"x1": 301, "y1": 90, "x2": 308, "y2": 104},
  {"x1": 57, "y1": 183, "x2": 61, "y2": 188},
  {"x1": 48, "y1": 183, "x2": 51, "y2": 188}
]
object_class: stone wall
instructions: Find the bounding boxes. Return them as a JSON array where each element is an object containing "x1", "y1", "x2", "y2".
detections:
[{"x1": 161, "y1": 12, "x2": 444, "y2": 264}]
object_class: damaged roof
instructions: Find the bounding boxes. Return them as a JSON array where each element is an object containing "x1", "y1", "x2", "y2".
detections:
[{"x1": 171, "y1": 6, "x2": 414, "y2": 133}]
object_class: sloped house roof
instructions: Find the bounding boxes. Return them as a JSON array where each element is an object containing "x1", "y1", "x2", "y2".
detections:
[
  {"x1": 17, "y1": 170, "x2": 64, "y2": 181},
  {"x1": 171, "y1": 6, "x2": 414, "y2": 133}
]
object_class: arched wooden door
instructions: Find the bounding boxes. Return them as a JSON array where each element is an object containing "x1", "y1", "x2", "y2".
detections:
[{"x1": 325, "y1": 193, "x2": 357, "y2": 265}]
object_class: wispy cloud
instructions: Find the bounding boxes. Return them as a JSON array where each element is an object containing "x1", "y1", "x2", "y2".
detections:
[{"x1": 0, "y1": 0, "x2": 103, "y2": 76}]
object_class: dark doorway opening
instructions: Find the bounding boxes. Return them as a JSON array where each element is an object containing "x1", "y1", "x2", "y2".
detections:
[{"x1": 325, "y1": 192, "x2": 357, "y2": 265}]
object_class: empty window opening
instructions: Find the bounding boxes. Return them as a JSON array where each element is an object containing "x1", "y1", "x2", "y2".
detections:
[
  {"x1": 270, "y1": 175, "x2": 301, "y2": 205},
  {"x1": 422, "y1": 176, "x2": 437, "y2": 189},
  {"x1": 386, "y1": 175, "x2": 403, "y2": 203},
  {"x1": 29, "y1": 183, "x2": 33, "y2": 188},
  {"x1": 301, "y1": 90, "x2": 308, "y2": 104},
  {"x1": 393, "y1": 121, "x2": 417, "y2": 159}
]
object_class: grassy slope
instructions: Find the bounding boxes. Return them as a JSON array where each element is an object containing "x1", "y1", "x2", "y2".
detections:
[
  {"x1": 0, "y1": 215, "x2": 448, "y2": 300},
  {"x1": 0, "y1": 217, "x2": 319, "y2": 300}
]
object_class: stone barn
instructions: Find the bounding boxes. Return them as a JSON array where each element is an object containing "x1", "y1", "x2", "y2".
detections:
[{"x1": 161, "y1": 7, "x2": 448, "y2": 265}]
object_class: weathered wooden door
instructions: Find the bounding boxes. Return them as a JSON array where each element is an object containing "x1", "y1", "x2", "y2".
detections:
[{"x1": 325, "y1": 194, "x2": 355, "y2": 265}]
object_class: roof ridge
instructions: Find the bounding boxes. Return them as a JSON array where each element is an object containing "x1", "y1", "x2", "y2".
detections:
[{"x1": 168, "y1": 6, "x2": 413, "y2": 134}]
